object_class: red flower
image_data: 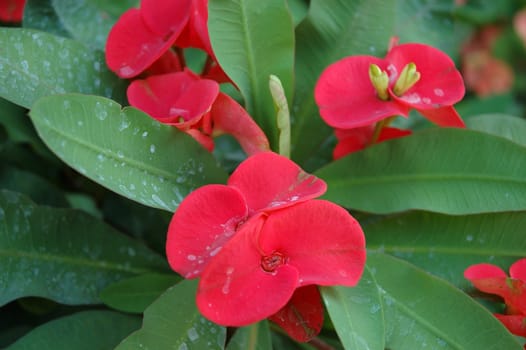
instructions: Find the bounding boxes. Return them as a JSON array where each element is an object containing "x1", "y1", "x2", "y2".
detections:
[
  {"x1": 127, "y1": 70, "x2": 269, "y2": 154},
  {"x1": 315, "y1": 43, "x2": 466, "y2": 129},
  {"x1": 105, "y1": 0, "x2": 192, "y2": 78},
  {"x1": 333, "y1": 125, "x2": 412, "y2": 160},
  {"x1": 175, "y1": 0, "x2": 213, "y2": 56},
  {"x1": 0, "y1": 0, "x2": 25, "y2": 22},
  {"x1": 166, "y1": 152, "x2": 366, "y2": 341},
  {"x1": 105, "y1": 0, "x2": 219, "y2": 79},
  {"x1": 465, "y1": 258, "x2": 526, "y2": 337}
]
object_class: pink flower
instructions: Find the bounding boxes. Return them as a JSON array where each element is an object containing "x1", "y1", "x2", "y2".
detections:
[
  {"x1": 0, "y1": 0, "x2": 25, "y2": 22},
  {"x1": 127, "y1": 70, "x2": 269, "y2": 154},
  {"x1": 166, "y1": 152, "x2": 366, "y2": 341},
  {"x1": 315, "y1": 43, "x2": 466, "y2": 129},
  {"x1": 465, "y1": 258, "x2": 526, "y2": 337}
]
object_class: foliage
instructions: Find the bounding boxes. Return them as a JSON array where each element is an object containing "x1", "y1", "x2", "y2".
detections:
[{"x1": 1, "y1": 0, "x2": 526, "y2": 349}]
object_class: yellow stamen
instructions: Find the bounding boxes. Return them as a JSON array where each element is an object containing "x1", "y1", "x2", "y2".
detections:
[
  {"x1": 393, "y1": 62, "x2": 421, "y2": 96},
  {"x1": 368, "y1": 64, "x2": 390, "y2": 100}
]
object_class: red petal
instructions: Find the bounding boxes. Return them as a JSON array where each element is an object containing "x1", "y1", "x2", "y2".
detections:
[
  {"x1": 211, "y1": 92, "x2": 270, "y2": 156},
  {"x1": 166, "y1": 184, "x2": 248, "y2": 279},
  {"x1": 332, "y1": 126, "x2": 373, "y2": 160},
  {"x1": 414, "y1": 106, "x2": 465, "y2": 127},
  {"x1": 510, "y1": 258, "x2": 526, "y2": 282},
  {"x1": 259, "y1": 200, "x2": 366, "y2": 287},
  {"x1": 494, "y1": 314, "x2": 526, "y2": 337},
  {"x1": 176, "y1": 0, "x2": 213, "y2": 55},
  {"x1": 332, "y1": 126, "x2": 411, "y2": 159},
  {"x1": 268, "y1": 286, "x2": 324, "y2": 342},
  {"x1": 105, "y1": 9, "x2": 179, "y2": 78},
  {"x1": 140, "y1": 0, "x2": 192, "y2": 36},
  {"x1": 0, "y1": 0, "x2": 25, "y2": 22},
  {"x1": 185, "y1": 129, "x2": 215, "y2": 152},
  {"x1": 227, "y1": 152, "x2": 326, "y2": 214},
  {"x1": 377, "y1": 126, "x2": 412, "y2": 142},
  {"x1": 464, "y1": 263, "x2": 507, "y2": 280},
  {"x1": 127, "y1": 71, "x2": 219, "y2": 125},
  {"x1": 197, "y1": 215, "x2": 298, "y2": 326},
  {"x1": 386, "y1": 43, "x2": 465, "y2": 109},
  {"x1": 202, "y1": 61, "x2": 232, "y2": 84},
  {"x1": 464, "y1": 263, "x2": 515, "y2": 301},
  {"x1": 143, "y1": 50, "x2": 184, "y2": 76},
  {"x1": 315, "y1": 56, "x2": 410, "y2": 129}
]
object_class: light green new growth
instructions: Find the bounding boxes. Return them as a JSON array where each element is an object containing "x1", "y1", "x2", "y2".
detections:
[{"x1": 269, "y1": 75, "x2": 291, "y2": 158}]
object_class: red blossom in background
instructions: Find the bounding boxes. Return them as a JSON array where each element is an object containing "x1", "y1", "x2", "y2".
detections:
[
  {"x1": 166, "y1": 152, "x2": 366, "y2": 341},
  {"x1": 315, "y1": 43, "x2": 466, "y2": 130},
  {"x1": 0, "y1": 0, "x2": 25, "y2": 22},
  {"x1": 465, "y1": 258, "x2": 526, "y2": 337}
]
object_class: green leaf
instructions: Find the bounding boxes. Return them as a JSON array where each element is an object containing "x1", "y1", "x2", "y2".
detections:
[
  {"x1": 0, "y1": 97, "x2": 55, "y2": 161},
  {"x1": 51, "y1": 0, "x2": 137, "y2": 50},
  {"x1": 364, "y1": 210, "x2": 526, "y2": 290},
  {"x1": 456, "y1": 94, "x2": 522, "y2": 119},
  {"x1": 29, "y1": 94, "x2": 228, "y2": 212},
  {"x1": 0, "y1": 28, "x2": 124, "y2": 109},
  {"x1": 0, "y1": 97, "x2": 32, "y2": 145},
  {"x1": 6, "y1": 311, "x2": 141, "y2": 350},
  {"x1": 321, "y1": 267, "x2": 384, "y2": 350},
  {"x1": 116, "y1": 279, "x2": 226, "y2": 350},
  {"x1": 226, "y1": 321, "x2": 272, "y2": 350},
  {"x1": 0, "y1": 142, "x2": 61, "y2": 182},
  {"x1": 367, "y1": 253, "x2": 522, "y2": 350},
  {"x1": 0, "y1": 164, "x2": 69, "y2": 207},
  {"x1": 285, "y1": 0, "x2": 308, "y2": 26},
  {"x1": 0, "y1": 190, "x2": 167, "y2": 306},
  {"x1": 23, "y1": 0, "x2": 70, "y2": 38},
  {"x1": 316, "y1": 128, "x2": 526, "y2": 214},
  {"x1": 209, "y1": 0, "x2": 295, "y2": 148},
  {"x1": 291, "y1": 0, "x2": 470, "y2": 169},
  {"x1": 102, "y1": 194, "x2": 171, "y2": 254},
  {"x1": 466, "y1": 114, "x2": 526, "y2": 147},
  {"x1": 100, "y1": 273, "x2": 180, "y2": 314}
]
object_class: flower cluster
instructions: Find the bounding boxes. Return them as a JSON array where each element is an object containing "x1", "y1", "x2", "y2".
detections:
[
  {"x1": 105, "y1": 0, "x2": 269, "y2": 155},
  {"x1": 166, "y1": 152, "x2": 366, "y2": 341},
  {"x1": 465, "y1": 259, "x2": 526, "y2": 338},
  {"x1": 315, "y1": 41, "x2": 465, "y2": 158}
]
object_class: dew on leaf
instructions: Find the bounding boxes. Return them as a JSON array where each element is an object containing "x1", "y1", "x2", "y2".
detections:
[
  {"x1": 118, "y1": 118, "x2": 131, "y2": 131},
  {"x1": 187, "y1": 327, "x2": 199, "y2": 342},
  {"x1": 94, "y1": 101, "x2": 108, "y2": 120}
]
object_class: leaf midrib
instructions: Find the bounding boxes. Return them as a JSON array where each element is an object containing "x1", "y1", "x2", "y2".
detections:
[
  {"x1": 325, "y1": 173, "x2": 526, "y2": 187},
  {"x1": 381, "y1": 287, "x2": 465, "y2": 350},
  {"x1": 33, "y1": 116, "x2": 186, "y2": 186},
  {"x1": 367, "y1": 245, "x2": 525, "y2": 257}
]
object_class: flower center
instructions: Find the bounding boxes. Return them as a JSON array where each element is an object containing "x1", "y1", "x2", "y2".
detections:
[
  {"x1": 261, "y1": 252, "x2": 286, "y2": 273},
  {"x1": 368, "y1": 62, "x2": 421, "y2": 100}
]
